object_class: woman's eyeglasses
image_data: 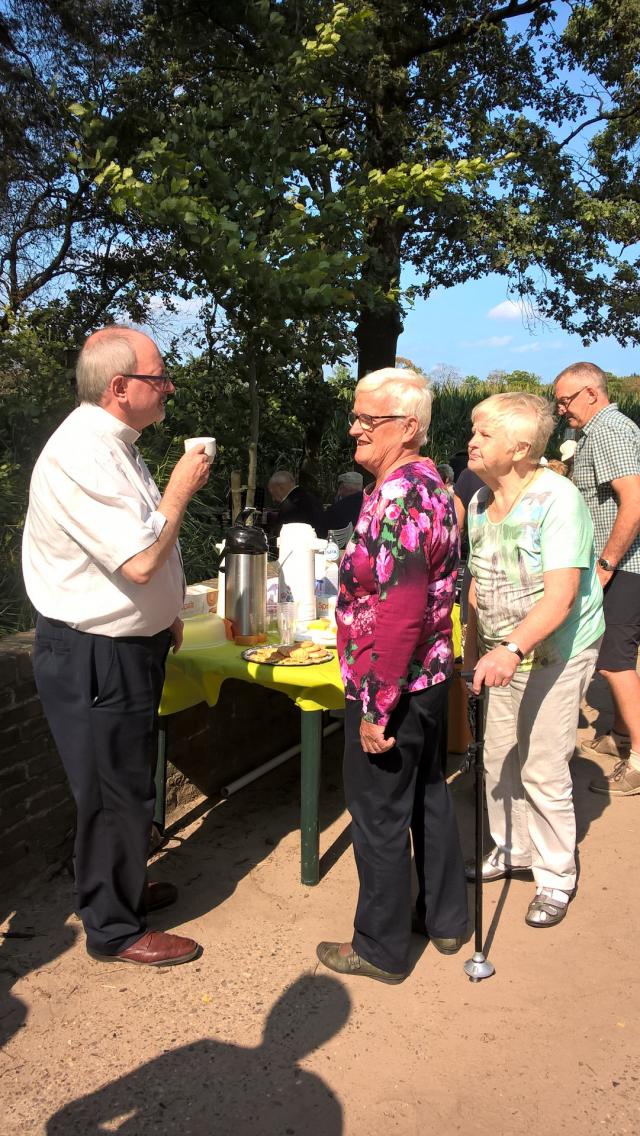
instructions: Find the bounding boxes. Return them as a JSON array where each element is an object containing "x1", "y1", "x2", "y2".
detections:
[{"x1": 348, "y1": 412, "x2": 407, "y2": 430}]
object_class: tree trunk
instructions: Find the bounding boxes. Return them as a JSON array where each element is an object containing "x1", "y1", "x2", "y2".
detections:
[
  {"x1": 230, "y1": 470, "x2": 243, "y2": 523},
  {"x1": 354, "y1": 205, "x2": 406, "y2": 377},
  {"x1": 245, "y1": 354, "x2": 259, "y2": 510},
  {"x1": 355, "y1": 303, "x2": 404, "y2": 378}
]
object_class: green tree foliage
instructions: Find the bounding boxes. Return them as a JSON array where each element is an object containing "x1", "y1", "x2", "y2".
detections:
[
  {"x1": 0, "y1": 321, "x2": 75, "y2": 633},
  {"x1": 78, "y1": 0, "x2": 639, "y2": 383},
  {"x1": 0, "y1": 0, "x2": 184, "y2": 339}
]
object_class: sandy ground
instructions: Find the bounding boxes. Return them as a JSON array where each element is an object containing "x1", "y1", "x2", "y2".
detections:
[{"x1": 1, "y1": 673, "x2": 638, "y2": 1136}]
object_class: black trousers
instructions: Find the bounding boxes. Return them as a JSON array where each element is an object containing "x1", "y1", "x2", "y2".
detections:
[
  {"x1": 33, "y1": 615, "x2": 171, "y2": 954},
  {"x1": 344, "y1": 681, "x2": 468, "y2": 974}
]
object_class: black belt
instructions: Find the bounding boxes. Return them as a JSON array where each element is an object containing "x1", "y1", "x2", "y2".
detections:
[{"x1": 38, "y1": 615, "x2": 71, "y2": 629}]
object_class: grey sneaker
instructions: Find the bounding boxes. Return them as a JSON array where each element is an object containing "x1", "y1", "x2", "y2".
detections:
[
  {"x1": 589, "y1": 759, "x2": 640, "y2": 797},
  {"x1": 581, "y1": 732, "x2": 630, "y2": 762}
]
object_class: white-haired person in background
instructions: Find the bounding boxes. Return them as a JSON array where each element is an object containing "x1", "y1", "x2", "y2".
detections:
[
  {"x1": 463, "y1": 392, "x2": 604, "y2": 927},
  {"x1": 436, "y1": 462, "x2": 455, "y2": 491},
  {"x1": 317, "y1": 367, "x2": 467, "y2": 984},
  {"x1": 324, "y1": 470, "x2": 364, "y2": 532}
]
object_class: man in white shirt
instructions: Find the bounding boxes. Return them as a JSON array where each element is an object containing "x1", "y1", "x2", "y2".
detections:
[{"x1": 22, "y1": 326, "x2": 211, "y2": 966}]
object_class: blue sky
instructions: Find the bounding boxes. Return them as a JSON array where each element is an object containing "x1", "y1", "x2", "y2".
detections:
[
  {"x1": 396, "y1": 272, "x2": 638, "y2": 384},
  {"x1": 148, "y1": 274, "x2": 638, "y2": 383}
]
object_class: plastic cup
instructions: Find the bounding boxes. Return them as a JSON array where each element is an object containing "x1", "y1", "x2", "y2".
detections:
[
  {"x1": 266, "y1": 603, "x2": 279, "y2": 643},
  {"x1": 277, "y1": 601, "x2": 298, "y2": 646},
  {"x1": 184, "y1": 436, "x2": 216, "y2": 462}
]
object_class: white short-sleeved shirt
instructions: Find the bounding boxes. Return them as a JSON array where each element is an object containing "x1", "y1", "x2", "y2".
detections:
[{"x1": 22, "y1": 403, "x2": 184, "y2": 636}]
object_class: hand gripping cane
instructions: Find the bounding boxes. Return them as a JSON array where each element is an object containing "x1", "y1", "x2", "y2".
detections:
[{"x1": 461, "y1": 677, "x2": 495, "y2": 982}]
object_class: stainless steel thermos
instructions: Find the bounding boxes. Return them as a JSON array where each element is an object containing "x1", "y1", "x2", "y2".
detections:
[{"x1": 222, "y1": 510, "x2": 268, "y2": 637}]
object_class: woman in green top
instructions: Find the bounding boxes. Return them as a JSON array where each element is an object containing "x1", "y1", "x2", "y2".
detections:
[{"x1": 463, "y1": 393, "x2": 604, "y2": 928}]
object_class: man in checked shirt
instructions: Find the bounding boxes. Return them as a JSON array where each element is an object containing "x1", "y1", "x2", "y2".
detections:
[{"x1": 554, "y1": 362, "x2": 640, "y2": 797}]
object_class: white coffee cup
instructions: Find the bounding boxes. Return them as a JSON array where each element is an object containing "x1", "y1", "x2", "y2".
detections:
[{"x1": 184, "y1": 437, "x2": 216, "y2": 462}]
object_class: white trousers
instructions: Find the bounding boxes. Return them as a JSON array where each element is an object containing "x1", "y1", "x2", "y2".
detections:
[{"x1": 483, "y1": 644, "x2": 600, "y2": 892}]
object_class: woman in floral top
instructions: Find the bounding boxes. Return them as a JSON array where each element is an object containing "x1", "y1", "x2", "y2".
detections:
[{"x1": 316, "y1": 368, "x2": 468, "y2": 985}]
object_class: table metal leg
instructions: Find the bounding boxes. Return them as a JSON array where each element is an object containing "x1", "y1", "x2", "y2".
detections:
[
  {"x1": 154, "y1": 718, "x2": 167, "y2": 831},
  {"x1": 300, "y1": 709, "x2": 322, "y2": 886}
]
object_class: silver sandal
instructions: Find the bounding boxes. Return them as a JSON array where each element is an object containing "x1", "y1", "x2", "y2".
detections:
[{"x1": 525, "y1": 889, "x2": 571, "y2": 928}]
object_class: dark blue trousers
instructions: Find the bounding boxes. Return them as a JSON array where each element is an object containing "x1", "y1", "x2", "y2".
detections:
[
  {"x1": 344, "y1": 681, "x2": 468, "y2": 974},
  {"x1": 33, "y1": 615, "x2": 171, "y2": 954}
]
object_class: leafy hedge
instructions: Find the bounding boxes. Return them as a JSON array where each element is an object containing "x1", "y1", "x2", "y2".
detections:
[{"x1": 2, "y1": 334, "x2": 639, "y2": 636}]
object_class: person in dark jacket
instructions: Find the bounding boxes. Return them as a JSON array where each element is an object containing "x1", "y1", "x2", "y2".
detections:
[
  {"x1": 324, "y1": 471, "x2": 364, "y2": 532},
  {"x1": 267, "y1": 470, "x2": 327, "y2": 538}
]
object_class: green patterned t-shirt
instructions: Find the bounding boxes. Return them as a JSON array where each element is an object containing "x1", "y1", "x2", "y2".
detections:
[{"x1": 468, "y1": 468, "x2": 604, "y2": 668}]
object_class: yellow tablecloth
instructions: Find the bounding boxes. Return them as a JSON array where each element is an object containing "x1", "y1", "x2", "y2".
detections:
[
  {"x1": 160, "y1": 633, "x2": 345, "y2": 717},
  {"x1": 160, "y1": 604, "x2": 462, "y2": 718}
]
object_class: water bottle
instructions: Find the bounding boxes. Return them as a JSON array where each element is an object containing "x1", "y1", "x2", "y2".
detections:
[{"x1": 323, "y1": 531, "x2": 340, "y2": 597}]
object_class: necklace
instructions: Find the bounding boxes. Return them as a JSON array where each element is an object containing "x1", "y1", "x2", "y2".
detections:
[{"x1": 488, "y1": 467, "x2": 540, "y2": 522}]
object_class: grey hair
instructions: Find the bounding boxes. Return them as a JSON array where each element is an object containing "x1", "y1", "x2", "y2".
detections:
[
  {"x1": 436, "y1": 463, "x2": 455, "y2": 485},
  {"x1": 268, "y1": 469, "x2": 296, "y2": 490},
  {"x1": 76, "y1": 327, "x2": 138, "y2": 404},
  {"x1": 356, "y1": 367, "x2": 432, "y2": 444},
  {"x1": 554, "y1": 361, "x2": 608, "y2": 395},
  {"x1": 471, "y1": 392, "x2": 555, "y2": 462}
]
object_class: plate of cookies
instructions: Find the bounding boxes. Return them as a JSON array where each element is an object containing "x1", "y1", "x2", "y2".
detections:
[{"x1": 241, "y1": 641, "x2": 334, "y2": 667}]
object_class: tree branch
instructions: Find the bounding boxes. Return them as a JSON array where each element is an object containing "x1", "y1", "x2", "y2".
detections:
[{"x1": 391, "y1": 0, "x2": 549, "y2": 67}]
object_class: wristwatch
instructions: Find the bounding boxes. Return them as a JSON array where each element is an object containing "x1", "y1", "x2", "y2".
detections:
[
  {"x1": 598, "y1": 556, "x2": 616, "y2": 572},
  {"x1": 499, "y1": 641, "x2": 525, "y2": 661}
]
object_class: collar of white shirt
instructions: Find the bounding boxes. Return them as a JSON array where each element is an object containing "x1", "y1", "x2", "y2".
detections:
[{"x1": 78, "y1": 402, "x2": 141, "y2": 446}]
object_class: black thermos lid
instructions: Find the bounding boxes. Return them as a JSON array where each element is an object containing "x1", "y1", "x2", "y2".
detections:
[{"x1": 224, "y1": 523, "x2": 268, "y2": 555}]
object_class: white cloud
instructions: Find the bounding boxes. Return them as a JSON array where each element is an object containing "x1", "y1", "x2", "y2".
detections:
[
  {"x1": 510, "y1": 342, "x2": 541, "y2": 354},
  {"x1": 510, "y1": 339, "x2": 565, "y2": 355},
  {"x1": 459, "y1": 335, "x2": 513, "y2": 348},
  {"x1": 488, "y1": 299, "x2": 539, "y2": 321}
]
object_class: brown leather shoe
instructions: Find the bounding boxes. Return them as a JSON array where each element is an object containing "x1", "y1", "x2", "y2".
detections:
[
  {"x1": 87, "y1": 930, "x2": 200, "y2": 967},
  {"x1": 145, "y1": 880, "x2": 178, "y2": 912}
]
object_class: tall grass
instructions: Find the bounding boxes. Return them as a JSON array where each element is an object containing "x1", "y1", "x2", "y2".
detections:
[{"x1": 4, "y1": 380, "x2": 640, "y2": 637}]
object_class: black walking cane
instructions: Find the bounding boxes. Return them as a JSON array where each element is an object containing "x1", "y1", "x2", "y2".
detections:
[{"x1": 461, "y1": 676, "x2": 495, "y2": 982}]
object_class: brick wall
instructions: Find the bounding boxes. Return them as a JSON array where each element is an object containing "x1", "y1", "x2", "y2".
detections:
[
  {"x1": 0, "y1": 631, "x2": 75, "y2": 884},
  {"x1": 0, "y1": 632, "x2": 301, "y2": 890}
]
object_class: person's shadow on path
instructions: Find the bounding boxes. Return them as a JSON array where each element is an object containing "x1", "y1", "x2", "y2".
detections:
[
  {"x1": 0, "y1": 876, "x2": 78, "y2": 1049},
  {"x1": 46, "y1": 974, "x2": 350, "y2": 1136},
  {"x1": 1, "y1": 731, "x2": 347, "y2": 1050}
]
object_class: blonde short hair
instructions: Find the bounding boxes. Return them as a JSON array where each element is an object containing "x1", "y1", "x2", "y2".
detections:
[
  {"x1": 471, "y1": 392, "x2": 555, "y2": 462},
  {"x1": 76, "y1": 328, "x2": 137, "y2": 404},
  {"x1": 356, "y1": 367, "x2": 432, "y2": 445}
]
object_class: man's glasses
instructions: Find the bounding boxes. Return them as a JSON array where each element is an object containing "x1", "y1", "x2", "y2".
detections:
[
  {"x1": 555, "y1": 387, "x2": 587, "y2": 411},
  {"x1": 122, "y1": 372, "x2": 173, "y2": 391},
  {"x1": 348, "y1": 412, "x2": 407, "y2": 430}
]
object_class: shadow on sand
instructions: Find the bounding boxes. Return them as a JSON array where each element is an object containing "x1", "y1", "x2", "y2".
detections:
[
  {"x1": 46, "y1": 974, "x2": 350, "y2": 1136},
  {"x1": 0, "y1": 730, "x2": 347, "y2": 1050}
]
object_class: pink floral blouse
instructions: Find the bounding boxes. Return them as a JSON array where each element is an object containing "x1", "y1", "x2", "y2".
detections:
[{"x1": 336, "y1": 460, "x2": 459, "y2": 727}]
